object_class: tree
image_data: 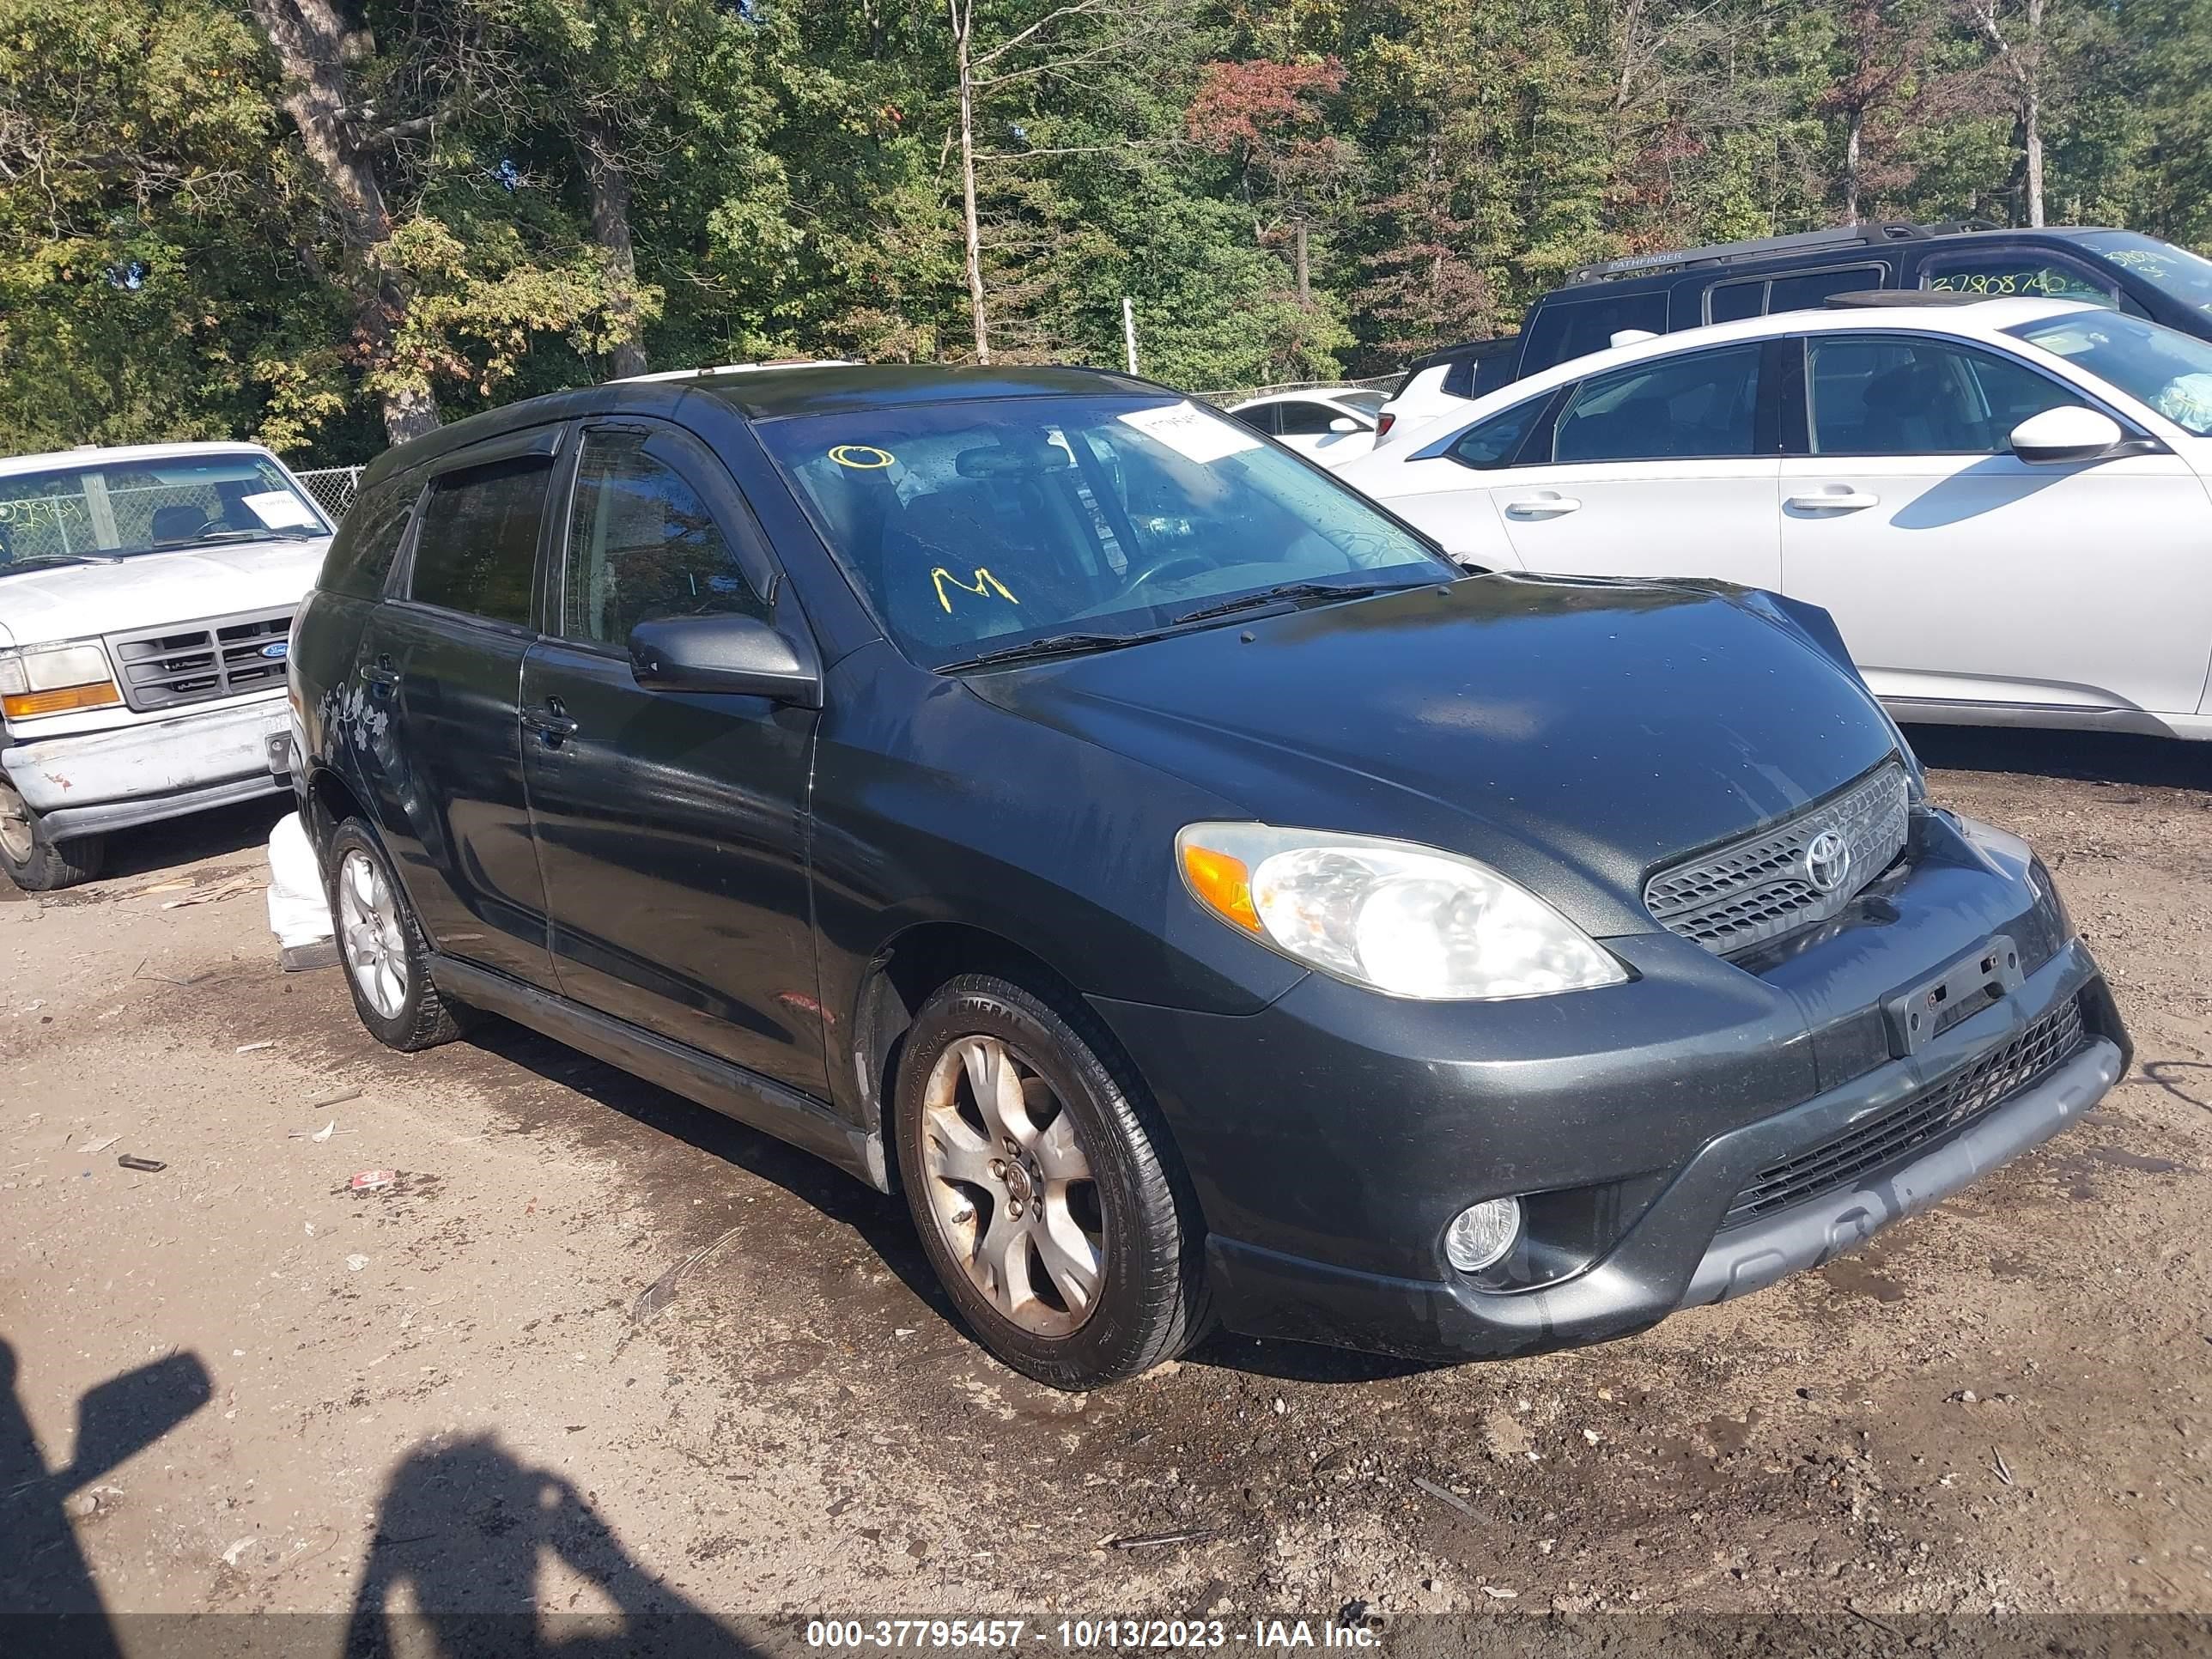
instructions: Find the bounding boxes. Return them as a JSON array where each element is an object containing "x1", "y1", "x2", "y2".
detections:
[
  {"x1": 1819, "y1": 0, "x2": 1942, "y2": 222},
  {"x1": 1187, "y1": 59, "x2": 1356, "y2": 312},
  {"x1": 1960, "y1": 0, "x2": 2049, "y2": 225}
]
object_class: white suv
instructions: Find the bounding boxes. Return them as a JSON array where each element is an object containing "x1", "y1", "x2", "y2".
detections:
[
  {"x1": 0, "y1": 442, "x2": 333, "y2": 890},
  {"x1": 1340, "y1": 295, "x2": 2212, "y2": 742}
]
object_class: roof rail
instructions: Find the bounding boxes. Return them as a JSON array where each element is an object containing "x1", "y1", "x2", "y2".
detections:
[{"x1": 1563, "y1": 220, "x2": 1995, "y2": 287}]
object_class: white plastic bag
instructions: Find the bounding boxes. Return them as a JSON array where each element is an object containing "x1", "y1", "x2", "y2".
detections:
[{"x1": 265, "y1": 811, "x2": 336, "y2": 969}]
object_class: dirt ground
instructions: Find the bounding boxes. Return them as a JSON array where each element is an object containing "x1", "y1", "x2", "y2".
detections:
[{"x1": 3, "y1": 726, "x2": 2209, "y2": 1652}]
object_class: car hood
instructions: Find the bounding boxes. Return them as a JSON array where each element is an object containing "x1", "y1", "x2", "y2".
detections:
[
  {"x1": 963, "y1": 575, "x2": 1902, "y2": 937},
  {"x1": 0, "y1": 538, "x2": 328, "y2": 649}
]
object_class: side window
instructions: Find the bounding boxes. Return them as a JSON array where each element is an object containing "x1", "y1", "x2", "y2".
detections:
[
  {"x1": 408, "y1": 458, "x2": 549, "y2": 626},
  {"x1": 561, "y1": 428, "x2": 767, "y2": 647},
  {"x1": 1441, "y1": 358, "x2": 1475, "y2": 399},
  {"x1": 1229, "y1": 405, "x2": 1276, "y2": 434},
  {"x1": 1552, "y1": 344, "x2": 1761, "y2": 464},
  {"x1": 1520, "y1": 292, "x2": 1668, "y2": 374},
  {"x1": 1920, "y1": 251, "x2": 2116, "y2": 306},
  {"x1": 1765, "y1": 264, "x2": 1886, "y2": 313},
  {"x1": 321, "y1": 476, "x2": 416, "y2": 599},
  {"x1": 1445, "y1": 396, "x2": 1552, "y2": 470},
  {"x1": 1808, "y1": 337, "x2": 2082, "y2": 456},
  {"x1": 1708, "y1": 279, "x2": 1765, "y2": 323},
  {"x1": 1276, "y1": 401, "x2": 1343, "y2": 436}
]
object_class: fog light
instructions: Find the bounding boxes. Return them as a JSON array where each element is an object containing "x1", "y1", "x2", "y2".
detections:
[{"x1": 1445, "y1": 1198, "x2": 1522, "y2": 1273}]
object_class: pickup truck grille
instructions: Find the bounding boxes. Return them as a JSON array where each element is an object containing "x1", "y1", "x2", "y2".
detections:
[
  {"x1": 1644, "y1": 761, "x2": 1910, "y2": 956},
  {"x1": 1721, "y1": 994, "x2": 2086, "y2": 1229},
  {"x1": 105, "y1": 606, "x2": 295, "y2": 713}
]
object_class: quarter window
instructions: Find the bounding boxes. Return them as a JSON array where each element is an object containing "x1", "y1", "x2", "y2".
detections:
[
  {"x1": 1552, "y1": 344, "x2": 1761, "y2": 463},
  {"x1": 408, "y1": 458, "x2": 549, "y2": 626},
  {"x1": 1445, "y1": 397, "x2": 1552, "y2": 470},
  {"x1": 1808, "y1": 337, "x2": 2081, "y2": 456},
  {"x1": 1230, "y1": 405, "x2": 1276, "y2": 435},
  {"x1": 562, "y1": 429, "x2": 767, "y2": 647}
]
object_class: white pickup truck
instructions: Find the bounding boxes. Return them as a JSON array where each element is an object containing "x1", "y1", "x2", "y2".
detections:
[{"x1": 0, "y1": 442, "x2": 333, "y2": 890}]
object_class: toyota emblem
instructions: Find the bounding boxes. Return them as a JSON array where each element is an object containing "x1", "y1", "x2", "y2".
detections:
[{"x1": 1803, "y1": 830, "x2": 1851, "y2": 894}]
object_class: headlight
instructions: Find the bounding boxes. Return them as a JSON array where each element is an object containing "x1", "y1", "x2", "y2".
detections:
[
  {"x1": 0, "y1": 641, "x2": 123, "y2": 720},
  {"x1": 1176, "y1": 822, "x2": 1627, "y2": 1000}
]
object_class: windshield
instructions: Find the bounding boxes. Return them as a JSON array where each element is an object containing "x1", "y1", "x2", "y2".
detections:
[
  {"x1": 756, "y1": 395, "x2": 1446, "y2": 668},
  {"x1": 2007, "y1": 310, "x2": 2212, "y2": 436},
  {"x1": 2071, "y1": 231, "x2": 2212, "y2": 317},
  {"x1": 0, "y1": 452, "x2": 326, "y2": 574}
]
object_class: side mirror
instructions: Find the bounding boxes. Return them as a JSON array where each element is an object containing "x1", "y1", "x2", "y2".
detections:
[
  {"x1": 2009, "y1": 405, "x2": 2126, "y2": 464},
  {"x1": 1327, "y1": 416, "x2": 1363, "y2": 434},
  {"x1": 629, "y1": 615, "x2": 822, "y2": 708},
  {"x1": 58, "y1": 1352, "x2": 213, "y2": 1492}
]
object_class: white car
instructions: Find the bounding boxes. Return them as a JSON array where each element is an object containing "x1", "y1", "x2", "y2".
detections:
[
  {"x1": 1340, "y1": 295, "x2": 2212, "y2": 742},
  {"x1": 1224, "y1": 387, "x2": 1388, "y2": 466},
  {"x1": 1369, "y1": 336, "x2": 1522, "y2": 447},
  {"x1": 0, "y1": 441, "x2": 333, "y2": 890}
]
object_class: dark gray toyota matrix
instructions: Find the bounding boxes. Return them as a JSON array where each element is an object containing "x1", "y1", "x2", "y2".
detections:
[{"x1": 289, "y1": 364, "x2": 2128, "y2": 1389}]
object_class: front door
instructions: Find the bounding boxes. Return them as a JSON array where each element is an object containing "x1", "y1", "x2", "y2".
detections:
[
  {"x1": 357, "y1": 453, "x2": 556, "y2": 988},
  {"x1": 1481, "y1": 341, "x2": 1783, "y2": 588},
  {"x1": 520, "y1": 421, "x2": 826, "y2": 1095},
  {"x1": 1779, "y1": 331, "x2": 2212, "y2": 718}
]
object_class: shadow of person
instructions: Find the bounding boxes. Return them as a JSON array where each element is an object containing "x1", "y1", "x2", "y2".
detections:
[
  {"x1": 0, "y1": 1339, "x2": 211, "y2": 1656},
  {"x1": 343, "y1": 1434, "x2": 753, "y2": 1658}
]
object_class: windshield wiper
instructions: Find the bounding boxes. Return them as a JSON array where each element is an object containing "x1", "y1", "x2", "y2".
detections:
[
  {"x1": 937, "y1": 631, "x2": 1158, "y2": 672},
  {"x1": 0, "y1": 550, "x2": 124, "y2": 570},
  {"x1": 1167, "y1": 580, "x2": 1390, "y2": 627},
  {"x1": 187, "y1": 526, "x2": 321, "y2": 544}
]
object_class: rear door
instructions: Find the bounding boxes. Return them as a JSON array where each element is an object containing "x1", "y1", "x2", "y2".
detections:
[
  {"x1": 520, "y1": 420, "x2": 827, "y2": 1095},
  {"x1": 1477, "y1": 342, "x2": 1783, "y2": 587},
  {"x1": 1778, "y1": 331, "x2": 2212, "y2": 718},
  {"x1": 356, "y1": 433, "x2": 561, "y2": 988}
]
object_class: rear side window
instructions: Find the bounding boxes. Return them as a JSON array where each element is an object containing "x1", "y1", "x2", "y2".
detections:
[
  {"x1": 1231, "y1": 405, "x2": 1276, "y2": 434},
  {"x1": 1520, "y1": 293, "x2": 1667, "y2": 374},
  {"x1": 320, "y1": 476, "x2": 416, "y2": 599},
  {"x1": 561, "y1": 428, "x2": 767, "y2": 647},
  {"x1": 1553, "y1": 344, "x2": 1761, "y2": 463},
  {"x1": 1704, "y1": 264, "x2": 1886, "y2": 324},
  {"x1": 1446, "y1": 397, "x2": 1552, "y2": 470},
  {"x1": 408, "y1": 458, "x2": 549, "y2": 626}
]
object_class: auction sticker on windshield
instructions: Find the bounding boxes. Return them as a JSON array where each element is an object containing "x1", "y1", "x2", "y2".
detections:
[
  {"x1": 1116, "y1": 400, "x2": 1261, "y2": 465},
  {"x1": 241, "y1": 489, "x2": 319, "y2": 529}
]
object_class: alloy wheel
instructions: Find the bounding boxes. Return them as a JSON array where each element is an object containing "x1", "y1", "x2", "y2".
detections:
[
  {"x1": 337, "y1": 848, "x2": 409, "y2": 1020},
  {"x1": 918, "y1": 1034, "x2": 1106, "y2": 1337}
]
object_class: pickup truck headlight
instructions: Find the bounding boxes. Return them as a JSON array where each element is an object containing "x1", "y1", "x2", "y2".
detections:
[
  {"x1": 0, "y1": 642, "x2": 124, "y2": 720},
  {"x1": 1177, "y1": 823, "x2": 1627, "y2": 1000}
]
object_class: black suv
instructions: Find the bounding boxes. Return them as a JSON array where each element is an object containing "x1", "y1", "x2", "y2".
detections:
[
  {"x1": 289, "y1": 364, "x2": 2128, "y2": 1388},
  {"x1": 1512, "y1": 221, "x2": 2212, "y2": 380}
]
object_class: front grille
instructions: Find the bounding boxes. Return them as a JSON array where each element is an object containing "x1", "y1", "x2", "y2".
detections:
[
  {"x1": 1644, "y1": 762, "x2": 1910, "y2": 955},
  {"x1": 1721, "y1": 995, "x2": 2087, "y2": 1228},
  {"x1": 106, "y1": 607, "x2": 294, "y2": 712}
]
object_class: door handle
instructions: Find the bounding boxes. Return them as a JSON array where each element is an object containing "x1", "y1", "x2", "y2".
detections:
[
  {"x1": 1786, "y1": 489, "x2": 1881, "y2": 512},
  {"x1": 359, "y1": 655, "x2": 398, "y2": 689},
  {"x1": 524, "y1": 698, "x2": 580, "y2": 747},
  {"x1": 1504, "y1": 494, "x2": 1581, "y2": 519}
]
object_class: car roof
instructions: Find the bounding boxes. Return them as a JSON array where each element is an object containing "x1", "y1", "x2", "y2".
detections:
[
  {"x1": 1375, "y1": 295, "x2": 2095, "y2": 456},
  {"x1": 0, "y1": 440, "x2": 282, "y2": 481},
  {"x1": 1229, "y1": 386, "x2": 1381, "y2": 410}
]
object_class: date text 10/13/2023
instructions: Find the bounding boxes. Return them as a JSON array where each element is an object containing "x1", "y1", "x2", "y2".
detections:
[{"x1": 803, "y1": 1620, "x2": 1382, "y2": 1650}]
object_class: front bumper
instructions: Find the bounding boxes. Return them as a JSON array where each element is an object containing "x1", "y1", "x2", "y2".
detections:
[
  {"x1": 2, "y1": 696, "x2": 292, "y2": 841},
  {"x1": 1091, "y1": 810, "x2": 2130, "y2": 1362}
]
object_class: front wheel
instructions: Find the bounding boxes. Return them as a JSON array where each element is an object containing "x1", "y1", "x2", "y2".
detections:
[
  {"x1": 0, "y1": 769, "x2": 104, "y2": 892},
  {"x1": 894, "y1": 974, "x2": 1211, "y2": 1389}
]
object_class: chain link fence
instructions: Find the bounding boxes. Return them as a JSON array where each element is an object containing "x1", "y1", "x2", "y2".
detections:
[{"x1": 292, "y1": 465, "x2": 363, "y2": 523}]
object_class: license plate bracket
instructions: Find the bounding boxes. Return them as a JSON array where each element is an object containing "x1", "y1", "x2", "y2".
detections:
[{"x1": 1883, "y1": 934, "x2": 2022, "y2": 1057}]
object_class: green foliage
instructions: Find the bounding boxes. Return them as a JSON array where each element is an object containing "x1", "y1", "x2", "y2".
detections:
[{"x1": 0, "y1": 0, "x2": 2206, "y2": 458}]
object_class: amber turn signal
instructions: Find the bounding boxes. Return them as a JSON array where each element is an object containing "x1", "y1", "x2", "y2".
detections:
[
  {"x1": 3, "y1": 681, "x2": 123, "y2": 720},
  {"x1": 1180, "y1": 842, "x2": 1261, "y2": 933}
]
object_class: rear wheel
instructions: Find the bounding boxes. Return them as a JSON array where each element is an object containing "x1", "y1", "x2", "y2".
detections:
[
  {"x1": 0, "y1": 771, "x2": 104, "y2": 893},
  {"x1": 325, "y1": 817, "x2": 466, "y2": 1051},
  {"x1": 895, "y1": 974, "x2": 1211, "y2": 1389}
]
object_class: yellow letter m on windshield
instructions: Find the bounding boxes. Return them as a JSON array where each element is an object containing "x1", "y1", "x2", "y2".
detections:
[{"x1": 933, "y1": 567, "x2": 1019, "y2": 613}]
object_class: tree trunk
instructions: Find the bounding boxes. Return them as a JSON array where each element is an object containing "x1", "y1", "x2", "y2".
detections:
[
  {"x1": 951, "y1": 0, "x2": 989, "y2": 363},
  {"x1": 2023, "y1": 0, "x2": 2045, "y2": 227},
  {"x1": 1843, "y1": 105, "x2": 1863, "y2": 224},
  {"x1": 1293, "y1": 219, "x2": 1310, "y2": 307},
  {"x1": 245, "y1": 0, "x2": 439, "y2": 443},
  {"x1": 581, "y1": 123, "x2": 647, "y2": 380}
]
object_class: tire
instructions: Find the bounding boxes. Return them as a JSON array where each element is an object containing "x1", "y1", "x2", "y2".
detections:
[
  {"x1": 894, "y1": 974, "x2": 1212, "y2": 1389},
  {"x1": 0, "y1": 769, "x2": 104, "y2": 893},
  {"x1": 324, "y1": 816, "x2": 466, "y2": 1051}
]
